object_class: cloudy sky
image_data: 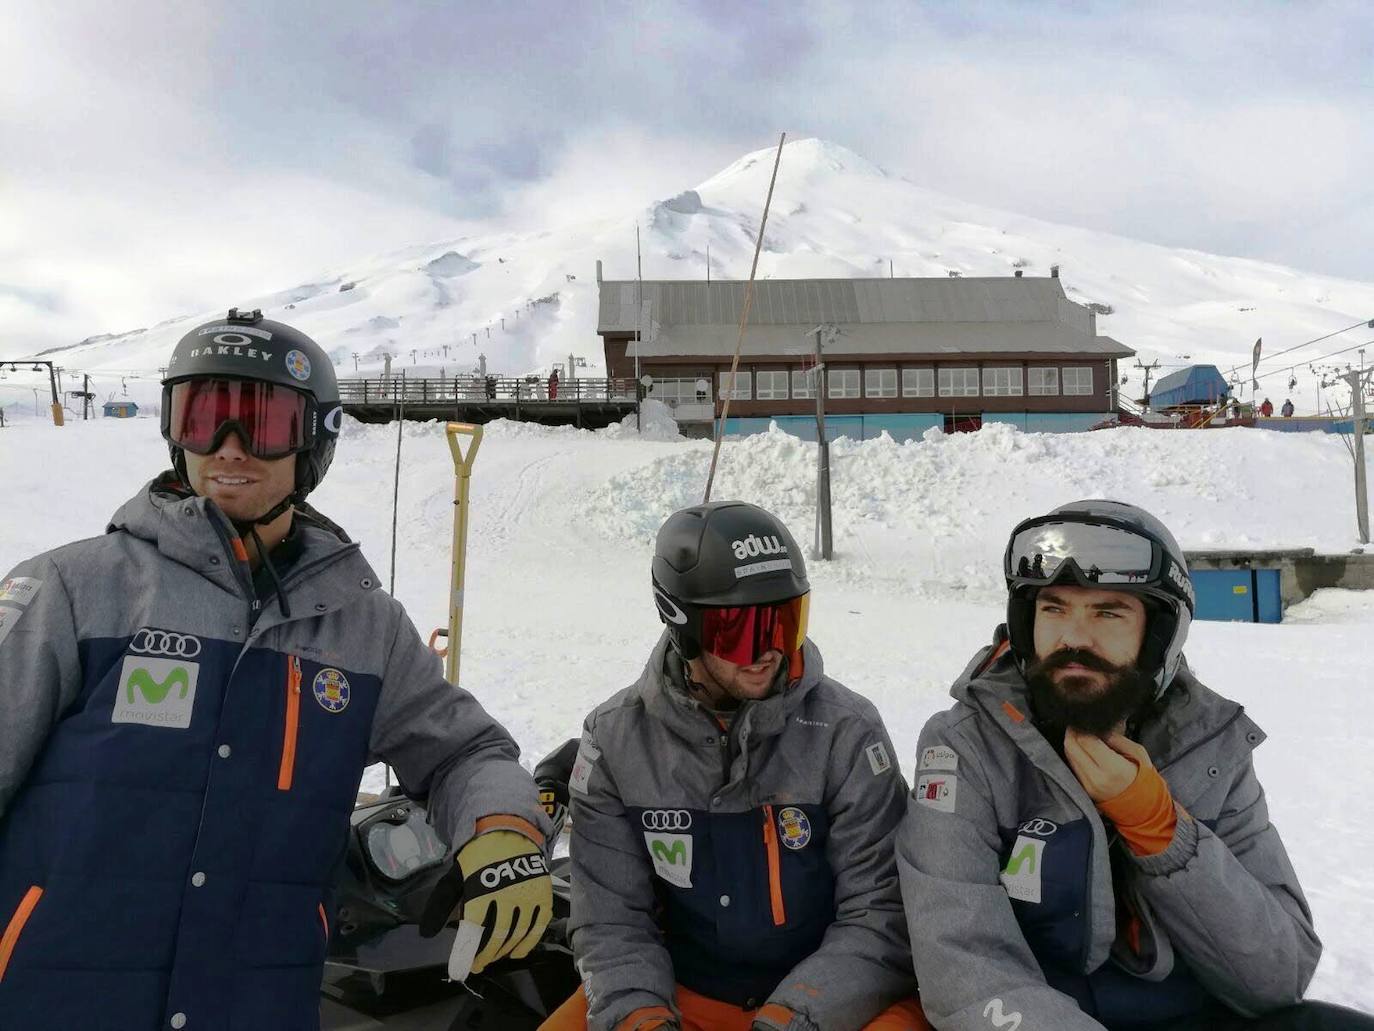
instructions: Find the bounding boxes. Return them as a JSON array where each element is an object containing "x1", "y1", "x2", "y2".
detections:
[{"x1": 3, "y1": 1, "x2": 1370, "y2": 353}]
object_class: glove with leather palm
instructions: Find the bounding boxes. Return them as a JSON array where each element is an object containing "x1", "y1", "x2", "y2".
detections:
[{"x1": 419, "y1": 823, "x2": 552, "y2": 975}]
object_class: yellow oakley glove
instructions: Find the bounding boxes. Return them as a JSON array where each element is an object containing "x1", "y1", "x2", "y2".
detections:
[{"x1": 419, "y1": 827, "x2": 552, "y2": 975}]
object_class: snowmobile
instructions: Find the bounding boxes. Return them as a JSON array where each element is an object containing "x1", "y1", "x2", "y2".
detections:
[{"x1": 320, "y1": 740, "x2": 580, "y2": 1030}]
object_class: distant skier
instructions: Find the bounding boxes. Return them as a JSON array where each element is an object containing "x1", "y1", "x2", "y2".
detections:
[
  {"x1": 897, "y1": 500, "x2": 1374, "y2": 1030},
  {"x1": 544, "y1": 501, "x2": 927, "y2": 1030},
  {"x1": 1260, "y1": 397, "x2": 1274, "y2": 417},
  {"x1": 1282, "y1": 398, "x2": 1296, "y2": 418},
  {"x1": 0, "y1": 310, "x2": 551, "y2": 1030},
  {"x1": 548, "y1": 366, "x2": 560, "y2": 400}
]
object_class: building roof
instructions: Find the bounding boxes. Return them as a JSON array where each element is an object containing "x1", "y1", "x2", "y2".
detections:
[
  {"x1": 599, "y1": 276, "x2": 1133, "y2": 359},
  {"x1": 1151, "y1": 365, "x2": 1229, "y2": 407}
]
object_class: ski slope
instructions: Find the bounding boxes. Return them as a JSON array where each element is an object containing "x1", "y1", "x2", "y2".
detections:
[
  {"x1": 3, "y1": 412, "x2": 1373, "y2": 1012},
  {"x1": 5, "y1": 139, "x2": 1374, "y2": 423}
]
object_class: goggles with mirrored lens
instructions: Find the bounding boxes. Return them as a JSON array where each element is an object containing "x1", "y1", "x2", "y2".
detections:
[
  {"x1": 1007, "y1": 520, "x2": 1160, "y2": 587},
  {"x1": 166, "y1": 377, "x2": 313, "y2": 459},
  {"x1": 699, "y1": 594, "x2": 810, "y2": 666}
]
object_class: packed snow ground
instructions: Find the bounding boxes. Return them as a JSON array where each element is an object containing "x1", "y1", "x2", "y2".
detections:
[{"x1": 4, "y1": 413, "x2": 1373, "y2": 1012}]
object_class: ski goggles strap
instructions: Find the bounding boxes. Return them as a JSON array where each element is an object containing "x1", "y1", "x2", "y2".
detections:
[
  {"x1": 166, "y1": 377, "x2": 313, "y2": 459},
  {"x1": 698, "y1": 594, "x2": 809, "y2": 666},
  {"x1": 1007, "y1": 520, "x2": 1160, "y2": 587}
]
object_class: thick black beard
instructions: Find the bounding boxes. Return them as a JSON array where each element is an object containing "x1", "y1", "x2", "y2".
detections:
[{"x1": 1026, "y1": 648, "x2": 1156, "y2": 736}]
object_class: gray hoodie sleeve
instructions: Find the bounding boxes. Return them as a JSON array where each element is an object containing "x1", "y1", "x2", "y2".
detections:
[
  {"x1": 760, "y1": 707, "x2": 918, "y2": 1031},
  {"x1": 567, "y1": 715, "x2": 679, "y2": 1031},
  {"x1": 0, "y1": 557, "x2": 83, "y2": 824},
  {"x1": 1127, "y1": 754, "x2": 1321, "y2": 1015},
  {"x1": 896, "y1": 711, "x2": 1107, "y2": 1031},
  {"x1": 367, "y1": 604, "x2": 550, "y2": 850}
]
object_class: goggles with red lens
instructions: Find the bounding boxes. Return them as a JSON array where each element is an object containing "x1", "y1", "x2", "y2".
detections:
[
  {"x1": 698, "y1": 594, "x2": 810, "y2": 666},
  {"x1": 165, "y1": 378, "x2": 313, "y2": 460}
]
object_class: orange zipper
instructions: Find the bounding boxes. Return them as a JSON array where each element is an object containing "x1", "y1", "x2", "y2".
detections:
[
  {"x1": 0, "y1": 885, "x2": 43, "y2": 983},
  {"x1": 317, "y1": 903, "x2": 329, "y2": 942},
  {"x1": 761, "y1": 805, "x2": 786, "y2": 927},
  {"x1": 278, "y1": 656, "x2": 302, "y2": 791}
]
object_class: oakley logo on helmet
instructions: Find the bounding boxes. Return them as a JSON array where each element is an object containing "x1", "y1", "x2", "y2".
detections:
[
  {"x1": 1165, "y1": 560, "x2": 1196, "y2": 607},
  {"x1": 130, "y1": 628, "x2": 203, "y2": 659},
  {"x1": 197, "y1": 324, "x2": 273, "y2": 341},
  {"x1": 477, "y1": 852, "x2": 548, "y2": 890},
  {"x1": 653, "y1": 586, "x2": 688, "y2": 626},
  {"x1": 642, "y1": 809, "x2": 692, "y2": 832},
  {"x1": 185, "y1": 345, "x2": 274, "y2": 362},
  {"x1": 731, "y1": 534, "x2": 786, "y2": 560},
  {"x1": 323, "y1": 406, "x2": 344, "y2": 434}
]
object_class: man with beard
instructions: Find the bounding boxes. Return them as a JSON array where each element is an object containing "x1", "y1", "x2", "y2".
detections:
[{"x1": 897, "y1": 500, "x2": 1374, "y2": 1030}]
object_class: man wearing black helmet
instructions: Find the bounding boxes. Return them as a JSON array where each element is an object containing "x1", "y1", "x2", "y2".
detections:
[
  {"x1": 0, "y1": 310, "x2": 551, "y2": 1030},
  {"x1": 897, "y1": 500, "x2": 1373, "y2": 1030},
  {"x1": 543, "y1": 501, "x2": 925, "y2": 1031}
]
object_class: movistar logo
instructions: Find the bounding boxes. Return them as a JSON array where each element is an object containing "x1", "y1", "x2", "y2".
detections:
[
  {"x1": 1004, "y1": 841, "x2": 1038, "y2": 877},
  {"x1": 651, "y1": 839, "x2": 688, "y2": 865},
  {"x1": 126, "y1": 666, "x2": 191, "y2": 704},
  {"x1": 112, "y1": 652, "x2": 200, "y2": 730}
]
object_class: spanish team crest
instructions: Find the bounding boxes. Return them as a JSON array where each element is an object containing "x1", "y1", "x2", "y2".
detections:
[
  {"x1": 777, "y1": 806, "x2": 811, "y2": 851},
  {"x1": 313, "y1": 668, "x2": 350, "y2": 713},
  {"x1": 285, "y1": 348, "x2": 312, "y2": 382}
]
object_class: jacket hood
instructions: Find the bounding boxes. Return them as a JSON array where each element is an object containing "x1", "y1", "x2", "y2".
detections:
[
  {"x1": 635, "y1": 630, "x2": 827, "y2": 742},
  {"x1": 106, "y1": 473, "x2": 377, "y2": 619}
]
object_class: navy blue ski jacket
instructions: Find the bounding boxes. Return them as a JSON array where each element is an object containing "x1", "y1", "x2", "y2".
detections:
[{"x1": 0, "y1": 477, "x2": 548, "y2": 1031}]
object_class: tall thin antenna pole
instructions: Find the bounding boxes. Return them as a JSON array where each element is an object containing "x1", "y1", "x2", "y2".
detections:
[
  {"x1": 703, "y1": 131, "x2": 787, "y2": 503},
  {"x1": 1340, "y1": 368, "x2": 1371, "y2": 544},
  {"x1": 636, "y1": 223, "x2": 643, "y2": 432}
]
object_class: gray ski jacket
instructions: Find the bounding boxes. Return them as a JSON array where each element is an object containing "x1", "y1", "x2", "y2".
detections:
[
  {"x1": 0, "y1": 476, "x2": 548, "y2": 1031},
  {"x1": 896, "y1": 630, "x2": 1321, "y2": 1031},
  {"x1": 568, "y1": 634, "x2": 916, "y2": 1031}
]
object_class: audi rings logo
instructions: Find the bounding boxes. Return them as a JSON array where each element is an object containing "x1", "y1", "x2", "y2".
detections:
[
  {"x1": 642, "y1": 809, "x2": 692, "y2": 832},
  {"x1": 130, "y1": 628, "x2": 203, "y2": 659},
  {"x1": 1018, "y1": 818, "x2": 1059, "y2": 838}
]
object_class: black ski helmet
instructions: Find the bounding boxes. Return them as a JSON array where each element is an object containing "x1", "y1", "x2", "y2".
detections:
[
  {"x1": 651, "y1": 501, "x2": 809, "y2": 661},
  {"x1": 1005, "y1": 499, "x2": 1195, "y2": 696},
  {"x1": 160, "y1": 308, "x2": 342, "y2": 501}
]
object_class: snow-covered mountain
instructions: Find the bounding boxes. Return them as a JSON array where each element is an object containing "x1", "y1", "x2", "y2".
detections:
[{"x1": 6, "y1": 138, "x2": 1374, "y2": 413}]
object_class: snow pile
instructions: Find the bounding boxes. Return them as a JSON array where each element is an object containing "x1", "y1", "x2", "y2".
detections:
[
  {"x1": 600, "y1": 398, "x2": 684, "y2": 442},
  {"x1": 582, "y1": 422, "x2": 1373, "y2": 601}
]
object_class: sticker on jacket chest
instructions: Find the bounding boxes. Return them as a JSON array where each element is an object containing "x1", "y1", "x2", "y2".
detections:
[
  {"x1": 313, "y1": 668, "x2": 351, "y2": 713},
  {"x1": 915, "y1": 774, "x2": 957, "y2": 812},
  {"x1": 111, "y1": 630, "x2": 203, "y2": 729},
  {"x1": 999, "y1": 834, "x2": 1046, "y2": 904},
  {"x1": 642, "y1": 812, "x2": 694, "y2": 889}
]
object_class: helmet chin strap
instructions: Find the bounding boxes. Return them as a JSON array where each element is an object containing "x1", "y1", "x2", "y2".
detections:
[{"x1": 229, "y1": 488, "x2": 300, "y2": 620}]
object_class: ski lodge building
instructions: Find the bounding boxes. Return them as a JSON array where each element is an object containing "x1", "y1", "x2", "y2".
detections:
[{"x1": 596, "y1": 266, "x2": 1134, "y2": 439}]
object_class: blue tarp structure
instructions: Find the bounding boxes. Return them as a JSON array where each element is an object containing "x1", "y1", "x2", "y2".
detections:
[
  {"x1": 103, "y1": 401, "x2": 139, "y2": 418},
  {"x1": 1150, "y1": 365, "x2": 1229, "y2": 408}
]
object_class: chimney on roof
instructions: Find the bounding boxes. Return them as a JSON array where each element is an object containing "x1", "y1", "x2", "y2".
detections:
[
  {"x1": 1014, "y1": 270, "x2": 1023, "y2": 278},
  {"x1": 1050, "y1": 265, "x2": 1060, "y2": 279},
  {"x1": 596, "y1": 260, "x2": 603, "y2": 282}
]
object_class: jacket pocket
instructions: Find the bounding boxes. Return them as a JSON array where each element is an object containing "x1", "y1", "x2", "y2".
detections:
[
  {"x1": 761, "y1": 805, "x2": 787, "y2": 927},
  {"x1": 278, "y1": 655, "x2": 302, "y2": 791},
  {"x1": 0, "y1": 885, "x2": 43, "y2": 983}
]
